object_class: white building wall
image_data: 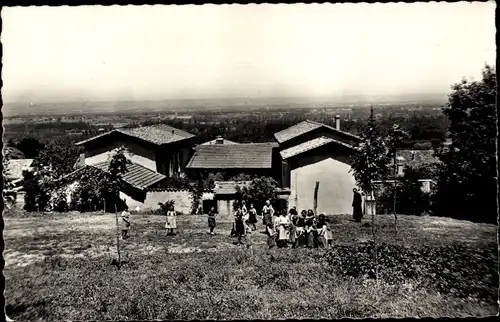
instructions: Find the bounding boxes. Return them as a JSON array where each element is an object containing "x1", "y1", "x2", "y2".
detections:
[{"x1": 290, "y1": 157, "x2": 357, "y2": 215}]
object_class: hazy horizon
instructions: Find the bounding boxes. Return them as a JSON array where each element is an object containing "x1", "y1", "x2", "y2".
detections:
[{"x1": 1, "y1": 2, "x2": 496, "y2": 106}]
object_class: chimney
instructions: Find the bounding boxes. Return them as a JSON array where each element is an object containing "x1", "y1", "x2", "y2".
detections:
[
  {"x1": 216, "y1": 135, "x2": 224, "y2": 144},
  {"x1": 334, "y1": 115, "x2": 341, "y2": 130}
]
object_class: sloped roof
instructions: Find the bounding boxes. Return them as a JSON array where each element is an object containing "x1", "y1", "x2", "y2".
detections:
[
  {"x1": 214, "y1": 181, "x2": 252, "y2": 195},
  {"x1": 396, "y1": 150, "x2": 441, "y2": 169},
  {"x1": 4, "y1": 159, "x2": 34, "y2": 180},
  {"x1": 62, "y1": 160, "x2": 166, "y2": 190},
  {"x1": 280, "y1": 136, "x2": 354, "y2": 160},
  {"x1": 91, "y1": 161, "x2": 166, "y2": 189},
  {"x1": 76, "y1": 125, "x2": 194, "y2": 146},
  {"x1": 186, "y1": 143, "x2": 278, "y2": 169},
  {"x1": 201, "y1": 138, "x2": 238, "y2": 145},
  {"x1": 274, "y1": 120, "x2": 360, "y2": 144}
]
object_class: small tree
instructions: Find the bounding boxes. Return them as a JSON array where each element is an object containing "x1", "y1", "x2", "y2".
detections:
[
  {"x1": 351, "y1": 106, "x2": 392, "y2": 198},
  {"x1": 235, "y1": 176, "x2": 279, "y2": 212},
  {"x1": 101, "y1": 147, "x2": 131, "y2": 212},
  {"x1": 350, "y1": 106, "x2": 391, "y2": 283},
  {"x1": 386, "y1": 124, "x2": 409, "y2": 234}
]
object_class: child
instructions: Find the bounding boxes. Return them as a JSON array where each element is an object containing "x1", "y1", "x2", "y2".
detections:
[
  {"x1": 266, "y1": 221, "x2": 277, "y2": 249},
  {"x1": 121, "y1": 207, "x2": 131, "y2": 240},
  {"x1": 248, "y1": 203, "x2": 258, "y2": 231},
  {"x1": 316, "y1": 214, "x2": 328, "y2": 249},
  {"x1": 165, "y1": 205, "x2": 177, "y2": 236},
  {"x1": 304, "y1": 209, "x2": 315, "y2": 248},
  {"x1": 207, "y1": 207, "x2": 216, "y2": 235},
  {"x1": 241, "y1": 201, "x2": 251, "y2": 234},
  {"x1": 294, "y1": 210, "x2": 306, "y2": 248}
]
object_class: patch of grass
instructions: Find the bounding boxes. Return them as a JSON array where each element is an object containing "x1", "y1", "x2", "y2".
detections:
[{"x1": 3, "y1": 209, "x2": 498, "y2": 320}]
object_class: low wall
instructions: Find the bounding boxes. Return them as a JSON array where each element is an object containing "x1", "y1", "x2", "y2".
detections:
[{"x1": 121, "y1": 188, "x2": 214, "y2": 214}]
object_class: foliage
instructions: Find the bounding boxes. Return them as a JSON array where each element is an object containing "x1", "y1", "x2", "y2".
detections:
[
  {"x1": 350, "y1": 107, "x2": 392, "y2": 194},
  {"x1": 32, "y1": 137, "x2": 82, "y2": 179},
  {"x1": 3, "y1": 213, "x2": 497, "y2": 320},
  {"x1": 190, "y1": 180, "x2": 205, "y2": 215},
  {"x1": 324, "y1": 242, "x2": 497, "y2": 301},
  {"x1": 9, "y1": 136, "x2": 45, "y2": 159},
  {"x1": 234, "y1": 176, "x2": 279, "y2": 212},
  {"x1": 100, "y1": 147, "x2": 132, "y2": 212},
  {"x1": 3, "y1": 146, "x2": 26, "y2": 160},
  {"x1": 69, "y1": 167, "x2": 107, "y2": 212},
  {"x1": 433, "y1": 64, "x2": 497, "y2": 223},
  {"x1": 157, "y1": 200, "x2": 175, "y2": 216}
]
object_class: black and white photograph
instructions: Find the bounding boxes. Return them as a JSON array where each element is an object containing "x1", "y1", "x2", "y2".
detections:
[{"x1": 1, "y1": 2, "x2": 498, "y2": 320}]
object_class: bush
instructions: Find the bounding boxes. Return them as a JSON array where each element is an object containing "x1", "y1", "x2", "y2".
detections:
[{"x1": 324, "y1": 242, "x2": 498, "y2": 301}]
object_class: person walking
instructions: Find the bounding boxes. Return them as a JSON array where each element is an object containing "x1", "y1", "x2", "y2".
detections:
[
  {"x1": 207, "y1": 207, "x2": 217, "y2": 235},
  {"x1": 352, "y1": 188, "x2": 363, "y2": 222},
  {"x1": 165, "y1": 205, "x2": 177, "y2": 236}
]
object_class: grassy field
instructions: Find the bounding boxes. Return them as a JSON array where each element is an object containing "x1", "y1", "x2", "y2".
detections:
[{"x1": 3, "y1": 209, "x2": 498, "y2": 320}]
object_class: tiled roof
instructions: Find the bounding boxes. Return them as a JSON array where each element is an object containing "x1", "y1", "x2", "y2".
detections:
[
  {"x1": 76, "y1": 125, "x2": 194, "y2": 146},
  {"x1": 274, "y1": 120, "x2": 360, "y2": 144},
  {"x1": 396, "y1": 150, "x2": 441, "y2": 169},
  {"x1": 280, "y1": 136, "x2": 354, "y2": 160},
  {"x1": 91, "y1": 161, "x2": 166, "y2": 189},
  {"x1": 201, "y1": 138, "x2": 238, "y2": 145},
  {"x1": 186, "y1": 143, "x2": 278, "y2": 169},
  {"x1": 4, "y1": 159, "x2": 34, "y2": 180},
  {"x1": 214, "y1": 181, "x2": 252, "y2": 195}
]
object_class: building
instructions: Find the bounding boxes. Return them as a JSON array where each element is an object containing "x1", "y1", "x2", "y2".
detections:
[
  {"x1": 274, "y1": 116, "x2": 361, "y2": 215},
  {"x1": 201, "y1": 136, "x2": 238, "y2": 145},
  {"x1": 62, "y1": 159, "x2": 168, "y2": 207},
  {"x1": 212, "y1": 180, "x2": 252, "y2": 218},
  {"x1": 185, "y1": 142, "x2": 281, "y2": 181},
  {"x1": 75, "y1": 124, "x2": 196, "y2": 178}
]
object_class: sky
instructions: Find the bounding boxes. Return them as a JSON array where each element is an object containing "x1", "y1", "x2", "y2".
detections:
[{"x1": 1, "y1": 2, "x2": 496, "y2": 103}]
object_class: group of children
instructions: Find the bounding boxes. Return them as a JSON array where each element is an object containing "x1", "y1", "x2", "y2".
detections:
[
  {"x1": 264, "y1": 207, "x2": 332, "y2": 249},
  {"x1": 227, "y1": 200, "x2": 333, "y2": 249}
]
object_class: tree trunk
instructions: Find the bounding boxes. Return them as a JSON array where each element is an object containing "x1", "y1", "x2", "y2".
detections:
[
  {"x1": 393, "y1": 154, "x2": 398, "y2": 235},
  {"x1": 114, "y1": 204, "x2": 121, "y2": 269},
  {"x1": 313, "y1": 181, "x2": 320, "y2": 215},
  {"x1": 370, "y1": 189, "x2": 379, "y2": 283}
]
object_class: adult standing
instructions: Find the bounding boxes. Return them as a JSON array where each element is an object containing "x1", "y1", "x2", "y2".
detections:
[
  {"x1": 276, "y1": 211, "x2": 291, "y2": 248},
  {"x1": 262, "y1": 200, "x2": 275, "y2": 231},
  {"x1": 234, "y1": 204, "x2": 246, "y2": 245},
  {"x1": 248, "y1": 203, "x2": 258, "y2": 231},
  {"x1": 352, "y1": 188, "x2": 363, "y2": 222},
  {"x1": 241, "y1": 201, "x2": 251, "y2": 234}
]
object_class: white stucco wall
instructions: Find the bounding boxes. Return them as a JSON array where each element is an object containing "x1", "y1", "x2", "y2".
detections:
[
  {"x1": 85, "y1": 149, "x2": 157, "y2": 172},
  {"x1": 289, "y1": 157, "x2": 357, "y2": 215}
]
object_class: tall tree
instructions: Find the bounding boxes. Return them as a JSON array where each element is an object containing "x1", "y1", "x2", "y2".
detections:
[{"x1": 433, "y1": 64, "x2": 497, "y2": 223}]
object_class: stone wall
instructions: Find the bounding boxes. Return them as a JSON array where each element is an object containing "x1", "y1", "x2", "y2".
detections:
[{"x1": 121, "y1": 189, "x2": 214, "y2": 214}]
